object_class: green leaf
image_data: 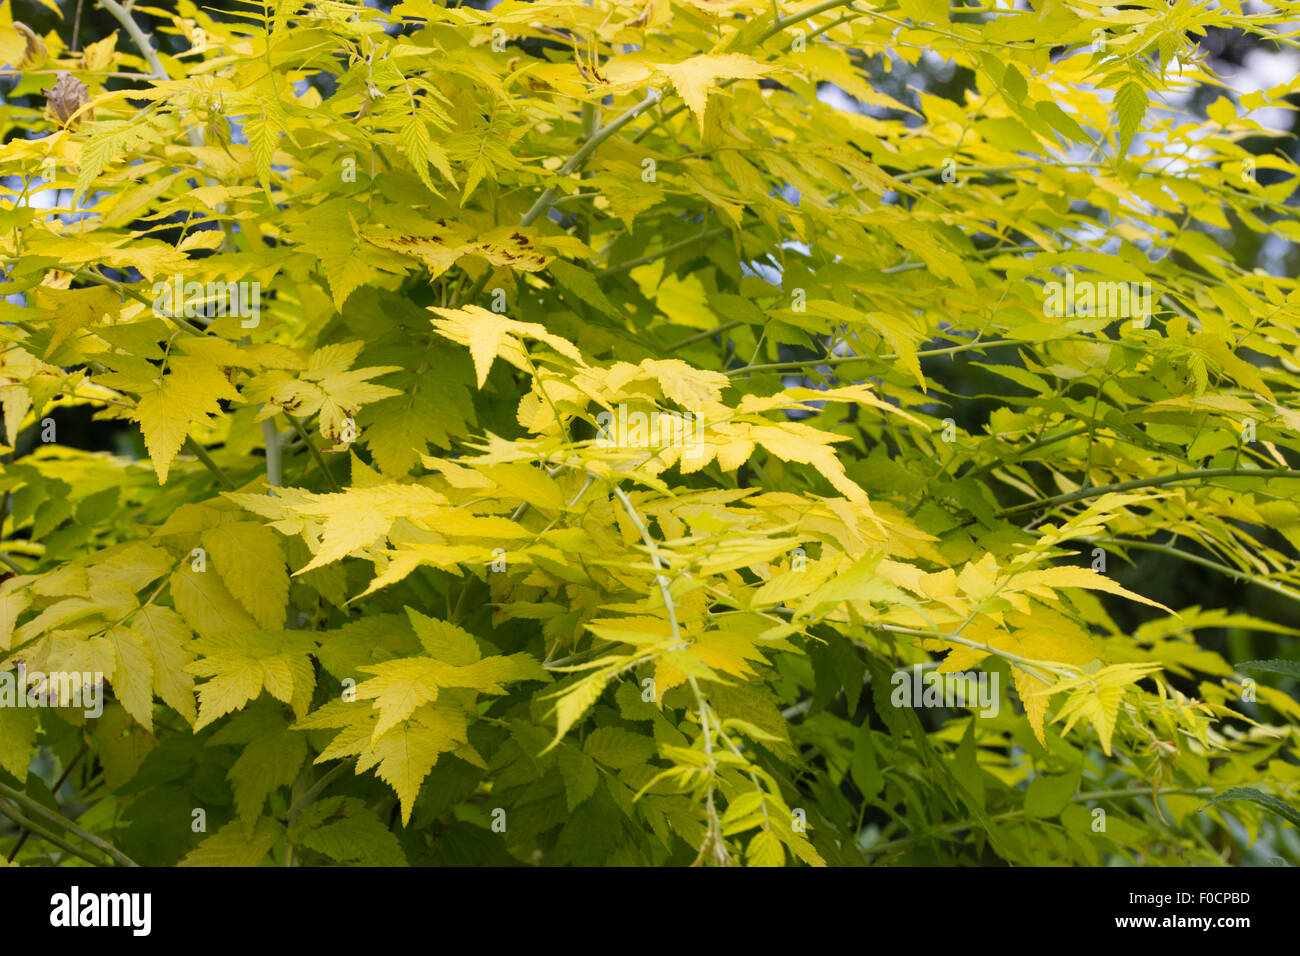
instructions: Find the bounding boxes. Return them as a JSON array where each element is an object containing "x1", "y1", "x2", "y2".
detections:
[
  {"x1": 1024, "y1": 767, "x2": 1081, "y2": 820},
  {"x1": 1238, "y1": 659, "x2": 1300, "y2": 681},
  {"x1": 557, "y1": 746, "x2": 600, "y2": 809},
  {"x1": 292, "y1": 796, "x2": 408, "y2": 866},
  {"x1": 245, "y1": 115, "x2": 280, "y2": 195},
  {"x1": 1203, "y1": 787, "x2": 1300, "y2": 829},
  {"x1": 745, "y1": 829, "x2": 785, "y2": 867},
  {"x1": 583, "y1": 726, "x2": 656, "y2": 769},
  {"x1": 951, "y1": 720, "x2": 985, "y2": 811},
  {"x1": 179, "y1": 817, "x2": 283, "y2": 867},
  {"x1": 850, "y1": 721, "x2": 883, "y2": 799},
  {"x1": 202, "y1": 521, "x2": 290, "y2": 630},
  {"x1": 548, "y1": 259, "x2": 619, "y2": 315},
  {"x1": 1115, "y1": 81, "x2": 1147, "y2": 155},
  {"x1": 211, "y1": 703, "x2": 308, "y2": 836}
]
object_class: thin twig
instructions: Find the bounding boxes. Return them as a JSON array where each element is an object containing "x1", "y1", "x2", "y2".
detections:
[
  {"x1": 601, "y1": 227, "x2": 728, "y2": 279},
  {"x1": 863, "y1": 787, "x2": 1216, "y2": 857},
  {"x1": 995, "y1": 467, "x2": 1300, "y2": 520},
  {"x1": 456, "y1": 93, "x2": 661, "y2": 307},
  {"x1": 72, "y1": 0, "x2": 87, "y2": 53},
  {"x1": 183, "y1": 437, "x2": 237, "y2": 490},
  {"x1": 1082, "y1": 536, "x2": 1300, "y2": 608},
  {"x1": 97, "y1": 0, "x2": 173, "y2": 84},
  {"x1": 520, "y1": 90, "x2": 663, "y2": 229},
  {"x1": 285, "y1": 414, "x2": 342, "y2": 493},
  {"x1": 668, "y1": 320, "x2": 744, "y2": 352},
  {"x1": 7, "y1": 744, "x2": 88, "y2": 862},
  {"x1": 0, "y1": 780, "x2": 139, "y2": 866},
  {"x1": 726, "y1": 338, "x2": 1019, "y2": 377},
  {"x1": 0, "y1": 799, "x2": 106, "y2": 865}
]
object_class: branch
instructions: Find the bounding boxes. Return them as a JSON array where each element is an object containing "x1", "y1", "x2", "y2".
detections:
[
  {"x1": 962, "y1": 425, "x2": 1091, "y2": 481},
  {"x1": 632, "y1": 0, "x2": 869, "y2": 144},
  {"x1": 520, "y1": 90, "x2": 663, "y2": 229},
  {"x1": 760, "y1": 0, "x2": 865, "y2": 44},
  {"x1": 601, "y1": 227, "x2": 728, "y2": 280},
  {"x1": 72, "y1": 0, "x2": 86, "y2": 53},
  {"x1": 456, "y1": 94, "x2": 661, "y2": 307},
  {"x1": 0, "y1": 69, "x2": 149, "y2": 80},
  {"x1": 995, "y1": 467, "x2": 1300, "y2": 520},
  {"x1": 726, "y1": 338, "x2": 1019, "y2": 377},
  {"x1": 863, "y1": 787, "x2": 1216, "y2": 857},
  {"x1": 0, "y1": 780, "x2": 139, "y2": 866},
  {"x1": 97, "y1": 0, "x2": 171, "y2": 82},
  {"x1": 284, "y1": 762, "x2": 349, "y2": 867},
  {"x1": 294, "y1": 763, "x2": 349, "y2": 816},
  {"x1": 668, "y1": 320, "x2": 744, "y2": 353},
  {"x1": 7, "y1": 744, "x2": 88, "y2": 862},
  {"x1": 97, "y1": 0, "x2": 214, "y2": 210},
  {"x1": 23, "y1": 346, "x2": 233, "y2": 492},
  {"x1": 612, "y1": 485, "x2": 682, "y2": 644},
  {"x1": 0, "y1": 799, "x2": 106, "y2": 865},
  {"x1": 612, "y1": 483, "x2": 726, "y2": 862},
  {"x1": 861, "y1": 621, "x2": 1072, "y2": 684},
  {"x1": 75, "y1": 267, "x2": 211, "y2": 337},
  {"x1": 893, "y1": 161, "x2": 1105, "y2": 183},
  {"x1": 1083, "y1": 535, "x2": 1300, "y2": 608},
  {"x1": 183, "y1": 437, "x2": 236, "y2": 490}
]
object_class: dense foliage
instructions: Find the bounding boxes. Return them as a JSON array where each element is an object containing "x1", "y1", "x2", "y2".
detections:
[{"x1": 1, "y1": 0, "x2": 1299, "y2": 867}]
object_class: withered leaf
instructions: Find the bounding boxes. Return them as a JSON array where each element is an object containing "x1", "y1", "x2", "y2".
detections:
[
  {"x1": 13, "y1": 21, "x2": 46, "y2": 71},
  {"x1": 42, "y1": 73, "x2": 93, "y2": 130}
]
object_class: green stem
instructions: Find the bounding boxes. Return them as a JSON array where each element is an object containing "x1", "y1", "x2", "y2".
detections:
[
  {"x1": 864, "y1": 787, "x2": 1215, "y2": 856},
  {"x1": 294, "y1": 763, "x2": 349, "y2": 815},
  {"x1": 7, "y1": 743, "x2": 88, "y2": 862},
  {"x1": 727, "y1": 338, "x2": 1018, "y2": 377},
  {"x1": 963, "y1": 426, "x2": 1090, "y2": 480},
  {"x1": 458, "y1": 91, "x2": 664, "y2": 309},
  {"x1": 284, "y1": 762, "x2": 349, "y2": 867},
  {"x1": 97, "y1": 0, "x2": 170, "y2": 81},
  {"x1": 183, "y1": 436, "x2": 236, "y2": 490},
  {"x1": 632, "y1": 0, "x2": 869, "y2": 143},
  {"x1": 668, "y1": 320, "x2": 744, "y2": 352},
  {"x1": 612, "y1": 483, "x2": 721, "y2": 850},
  {"x1": 0, "y1": 780, "x2": 139, "y2": 866},
  {"x1": 995, "y1": 467, "x2": 1300, "y2": 520},
  {"x1": 893, "y1": 161, "x2": 1105, "y2": 183},
  {"x1": 263, "y1": 419, "x2": 282, "y2": 489},
  {"x1": 520, "y1": 90, "x2": 663, "y2": 229},
  {"x1": 75, "y1": 267, "x2": 209, "y2": 337},
  {"x1": 96, "y1": 0, "x2": 222, "y2": 242},
  {"x1": 0, "y1": 799, "x2": 106, "y2": 865},
  {"x1": 602, "y1": 227, "x2": 728, "y2": 279},
  {"x1": 760, "y1": 0, "x2": 864, "y2": 43},
  {"x1": 862, "y1": 622, "x2": 1070, "y2": 683},
  {"x1": 285, "y1": 414, "x2": 342, "y2": 493},
  {"x1": 1083, "y1": 536, "x2": 1300, "y2": 608},
  {"x1": 6, "y1": 743, "x2": 87, "y2": 863}
]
